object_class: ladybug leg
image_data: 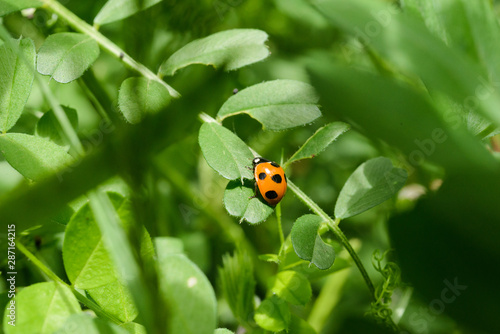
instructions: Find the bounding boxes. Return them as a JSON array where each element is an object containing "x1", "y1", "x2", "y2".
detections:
[{"x1": 248, "y1": 182, "x2": 258, "y2": 200}]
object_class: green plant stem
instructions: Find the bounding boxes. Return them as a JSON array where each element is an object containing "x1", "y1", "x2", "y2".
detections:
[
  {"x1": 275, "y1": 202, "x2": 285, "y2": 258},
  {"x1": 287, "y1": 180, "x2": 376, "y2": 298},
  {"x1": 16, "y1": 241, "x2": 122, "y2": 325},
  {"x1": 36, "y1": 74, "x2": 85, "y2": 156},
  {"x1": 40, "y1": 0, "x2": 180, "y2": 98},
  {"x1": 77, "y1": 77, "x2": 111, "y2": 122},
  {"x1": 88, "y1": 190, "x2": 155, "y2": 329}
]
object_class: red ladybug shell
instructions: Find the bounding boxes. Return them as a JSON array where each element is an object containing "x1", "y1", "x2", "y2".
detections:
[{"x1": 252, "y1": 157, "x2": 287, "y2": 205}]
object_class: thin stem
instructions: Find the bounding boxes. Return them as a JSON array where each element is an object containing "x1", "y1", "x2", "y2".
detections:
[
  {"x1": 40, "y1": 0, "x2": 180, "y2": 98},
  {"x1": 16, "y1": 241, "x2": 66, "y2": 284},
  {"x1": 36, "y1": 74, "x2": 85, "y2": 156},
  {"x1": 77, "y1": 78, "x2": 111, "y2": 123},
  {"x1": 287, "y1": 180, "x2": 376, "y2": 298},
  {"x1": 275, "y1": 202, "x2": 285, "y2": 258},
  {"x1": 16, "y1": 241, "x2": 122, "y2": 325}
]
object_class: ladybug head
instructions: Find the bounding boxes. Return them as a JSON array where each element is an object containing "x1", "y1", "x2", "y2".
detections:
[{"x1": 252, "y1": 157, "x2": 264, "y2": 166}]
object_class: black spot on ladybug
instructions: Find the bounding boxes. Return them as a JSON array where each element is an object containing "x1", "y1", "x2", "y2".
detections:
[
  {"x1": 265, "y1": 190, "x2": 278, "y2": 199},
  {"x1": 271, "y1": 174, "x2": 282, "y2": 183},
  {"x1": 270, "y1": 162, "x2": 280, "y2": 167},
  {"x1": 259, "y1": 172, "x2": 267, "y2": 180}
]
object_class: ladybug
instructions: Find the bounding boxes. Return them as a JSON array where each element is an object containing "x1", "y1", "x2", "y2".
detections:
[{"x1": 252, "y1": 157, "x2": 287, "y2": 205}]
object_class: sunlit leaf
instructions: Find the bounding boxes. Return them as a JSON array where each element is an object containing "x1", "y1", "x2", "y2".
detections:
[
  {"x1": 335, "y1": 157, "x2": 407, "y2": 219},
  {"x1": 86, "y1": 279, "x2": 138, "y2": 322},
  {"x1": 0, "y1": 38, "x2": 35, "y2": 132},
  {"x1": 214, "y1": 329, "x2": 234, "y2": 334},
  {"x1": 199, "y1": 122, "x2": 254, "y2": 181},
  {"x1": 287, "y1": 122, "x2": 350, "y2": 165},
  {"x1": 0, "y1": 133, "x2": 73, "y2": 181},
  {"x1": 118, "y1": 77, "x2": 171, "y2": 124},
  {"x1": 291, "y1": 214, "x2": 335, "y2": 270},
  {"x1": 37, "y1": 33, "x2": 99, "y2": 83},
  {"x1": 63, "y1": 193, "x2": 153, "y2": 322},
  {"x1": 217, "y1": 80, "x2": 321, "y2": 131},
  {"x1": 63, "y1": 201, "x2": 116, "y2": 289},
  {"x1": 155, "y1": 237, "x2": 217, "y2": 334},
  {"x1": 258, "y1": 253, "x2": 280, "y2": 264},
  {"x1": 3, "y1": 282, "x2": 80, "y2": 334},
  {"x1": 119, "y1": 322, "x2": 147, "y2": 334},
  {"x1": 315, "y1": 0, "x2": 500, "y2": 128},
  {"x1": 159, "y1": 29, "x2": 269, "y2": 76},
  {"x1": 0, "y1": 0, "x2": 42, "y2": 16},
  {"x1": 94, "y1": 0, "x2": 163, "y2": 25},
  {"x1": 54, "y1": 313, "x2": 128, "y2": 334},
  {"x1": 271, "y1": 271, "x2": 312, "y2": 305},
  {"x1": 254, "y1": 295, "x2": 290, "y2": 332}
]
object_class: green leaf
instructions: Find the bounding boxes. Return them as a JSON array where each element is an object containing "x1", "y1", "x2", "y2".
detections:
[
  {"x1": 308, "y1": 59, "x2": 498, "y2": 171},
  {"x1": 334, "y1": 157, "x2": 408, "y2": 219},
  {"x1": 217, "y1": 80, "x2": 321, "y2": 131},
  {"x1": 119, "y1": 322, "x2": 146, "y2": 334},
  {"x1": 0, "y1": 133, "x2": 73, "y2": 181},
  {"x1": 199, "y1": 122, "x2": 254, "y2": 181},
  {"x1": 401, "y1": 0, "x2": 470, "y2": 50},
  {"x1": 315, "y1": 0, "x2": 500, "y2": 129},
  {"x1": 94, "y1": 0, "x2": 163, "y2": 26},
  {"x1": 271, "y1": 271, "x2": 312, "y2": 305},
  {"x1": 403, "y1": 0, "x2": 500, "y2": 85},
  {"x1": 401, "y1": 0, "x2": 500, "y2": 139},
  {"x1": 63, "y1": 192, "x2": 153, "y2": 322},
  {"x1": 291, "y1": 214, "x2": 335, "y2": 270},
  {"x1": 0, "y1": 38, "x2": 36, "y2": 132},
  {"x1": 0, "y1": 0, "x2": 42, "y2": 16},
  {"x1": 3, "y1": 282, "x2": 80, "y2": 334},
  {"x1": 118, "y1": 77, "x2": 171, "y2": 124},
  {"x1": 254, "y1": 295, "x2": 290, "y2": 332},
  {"x1": 457, "y1": 0, "x2": 500, "y2": 85},
  {"x1": 86, "y1": 279, "x2": 138, "y2": 322},
  {"x1": 287, "y1": 122, "x2": 350, "y2": 165},
  {"x1": 214, "y1": 329, "x2": 234, "y2": 334},
  {"x1": 159, "y1": 29, "x2": 269, "y2": 76},
  {"x1": 258, "y1": 253, "x2": 280, "y2": 264},
  {"x1": 155, "y1": 237, "x2": 217, "y2": 334},
  {"x1": 274, "y1": 0, "x2": 329, "y2": 29},
  {"x1": 63, "y1": 201, "x2": 116, "y2": 289},
  {"x1": 155, "y1": 237, "x2": 184, "y2": 257},
  {"x1": 36, "y1": 106, "x2": 79, "y2": 146},
  {"x1": 54, "y1": 313, "x2": 128, "y2": 334},
  {"x1": 223, "y1": 180, "x2": 274, "y2": 224},
  {"x1": 37, "y1": 33, "x2": 100, "y2": 83},
  {"x1": 218, "y1": 251, "x2": 256, "y2": 328}
]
